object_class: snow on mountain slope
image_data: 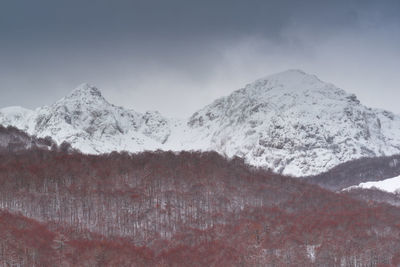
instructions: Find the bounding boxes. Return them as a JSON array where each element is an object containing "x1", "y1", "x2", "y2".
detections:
[
  {"x1": 0, "y1": 106, "x2": 35, "y2": 131},
  {"x1": 344, "y1": 175, "x2": 400, "y2": 193},
  {"x1": 1, "y1": 70, "x2": 400, "y2": 176},
  {"x1": 0, "y1": 83, "x2": 172, "y2": 153},
  {"x1": 186, "y1": 70, "x2": 400, "y2": 176}
]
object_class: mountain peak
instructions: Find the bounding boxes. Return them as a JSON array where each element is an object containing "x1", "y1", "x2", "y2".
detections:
[
  {"x1": 57, "y1": 83, "x2": 110, "y2": 107},
  {"x1": 276, "y1": 69, "x2": 307, "y2": 75},
  {"x1": 241, "y1": 69, "x2": 329, "y2": 97},
  {"x1": 258, "y1": 69, "x2": 320, "y2": 84},
  {"x1": 69, "y1": 83, "x2": 103, "y2": 98}
]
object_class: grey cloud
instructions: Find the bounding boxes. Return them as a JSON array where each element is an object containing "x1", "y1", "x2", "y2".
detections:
[{"x1": 0, "y1": 0, "x2": 399, "y2": 117}]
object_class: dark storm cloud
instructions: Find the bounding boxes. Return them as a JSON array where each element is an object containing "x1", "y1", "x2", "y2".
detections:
[
  {"x1": 0, "y1": 0, "x2": 399, "y2": 117},
  {"x1": 0, "y1": 0, "x2": 380, "y2": 41}
]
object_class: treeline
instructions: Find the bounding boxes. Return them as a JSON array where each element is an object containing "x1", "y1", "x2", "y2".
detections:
[
  {"x1": 305, "y1": 154, "x2": 400, "y2": 191},
  {"x1": 0, "y1": 124, "x2": 76, "y2": 154},
  {"x1": 1, "y1": 149, "x2": 400, "y2": 266},
  {"x1": 344, "y1": 187, "x2": 400, "y2": 207}
]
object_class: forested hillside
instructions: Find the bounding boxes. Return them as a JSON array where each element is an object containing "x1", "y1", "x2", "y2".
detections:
[
  {"x1": 306, "y1": 155, "x2": 400, "y2": 191},
  {"x1": 1, "y1": 150, "x2": 400, "y2": 266},
  {"x1": 0, "y1": 125, "x2": 54, "y2": 153}
]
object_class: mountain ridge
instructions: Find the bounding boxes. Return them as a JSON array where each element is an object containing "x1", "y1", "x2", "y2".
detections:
[{"x1": 2, "y1": 69, "x2": 400, "y2": 176}]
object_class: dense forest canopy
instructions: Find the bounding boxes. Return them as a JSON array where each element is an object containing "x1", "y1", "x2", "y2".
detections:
[{"x1": 1, "y1": 148, "x2": 400, "y2": 266}]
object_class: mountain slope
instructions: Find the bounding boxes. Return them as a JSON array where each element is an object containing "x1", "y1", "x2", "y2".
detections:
[
  {"x1": 345, "y1": 175, "x2": 400, "y2": 193},
  {"x1": 1, "y1": 70, "x2": 400, "y2": 176},
  {"x1": 186, "y1": 70, "x2": 400, "y2": 175},
  {"x1": 2, "y1": 150, "x2": 400, "y2": 266},
  {"x1": 305, "y1": 155, "x2": 400, "y2": 191},
  {"x1": 0, "y1": 124, "x2": 56, "y2": 153},
  {"x1": 0, "y1": 83, "x2": 172, "y2": 154}
]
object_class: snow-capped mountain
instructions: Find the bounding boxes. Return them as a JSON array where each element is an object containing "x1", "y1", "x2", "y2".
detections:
[
  {"x1": 0, "y1": 84, "x2": 172, "y2": 153},
  {"x1": 186, "y1": 70, "x2": 400, "y2": 176},
  {"x1": 2, "y1": 70, "x2": 400, "y2": 176}
]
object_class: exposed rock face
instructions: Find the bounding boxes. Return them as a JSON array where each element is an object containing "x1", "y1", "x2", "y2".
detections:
[{"x1": 2, "y1": 70, "x2": 400, "y2": 176}]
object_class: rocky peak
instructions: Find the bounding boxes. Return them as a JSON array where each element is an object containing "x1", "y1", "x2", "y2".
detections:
[
  {"x1": 242, "y1": 69, "x2": 335, "y2": 99},
  {"x1": 57, "y1": 83, "x2": 109, "y2": 109},
  {"x1": 69, "y1": 83, "x2": 103, "y2": 98}
]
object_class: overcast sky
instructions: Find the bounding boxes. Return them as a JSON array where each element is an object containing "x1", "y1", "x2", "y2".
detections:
[{"x1": 1, "y1": 0, "x2": 399, "y2": 117}]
